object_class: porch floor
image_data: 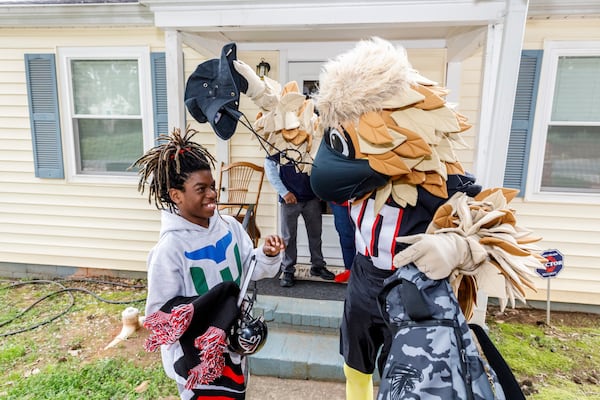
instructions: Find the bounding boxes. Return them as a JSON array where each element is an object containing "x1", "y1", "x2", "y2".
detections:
[{"x1": 254, "y1": 263, "x2": 347, "y2": 301}]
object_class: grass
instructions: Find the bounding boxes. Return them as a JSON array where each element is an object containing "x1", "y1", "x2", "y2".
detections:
[
  {"x1": 1, "y1": 277, "x2": 600, "y2": 399},
  {"x1": 487, "y1": 318, "x2": 600, "y2": 399},
  {"x1": 3, "y1": 359, "x2": 174, "y2": 400}
]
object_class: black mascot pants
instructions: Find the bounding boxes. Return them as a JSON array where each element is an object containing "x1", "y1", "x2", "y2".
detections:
[{"x1": 339, "y1": 253, "x2": 395, "y2": 375}]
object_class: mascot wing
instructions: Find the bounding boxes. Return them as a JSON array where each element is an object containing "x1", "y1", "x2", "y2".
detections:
[
  {"x1": 234, "y1": 60, "x2": 323, "y2": 175},
  {"x1": 429, "y1": 188, "x2": 544, "y2": 316}
]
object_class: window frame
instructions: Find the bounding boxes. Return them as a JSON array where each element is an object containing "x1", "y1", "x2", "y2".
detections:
[
  {"x1": 526, "y1": 40, "x2": 600, "y2": 204},
  {"x1": 57, "y1": 46, "x2": 155, "y2": 184}
]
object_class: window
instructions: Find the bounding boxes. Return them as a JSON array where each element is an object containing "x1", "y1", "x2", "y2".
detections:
[
  {"x1": 527, "y1": 41, "x2": 600, "y2": 203},
  {"x1": 58, "y1": 47, "x2": 155, "y2": 182}
]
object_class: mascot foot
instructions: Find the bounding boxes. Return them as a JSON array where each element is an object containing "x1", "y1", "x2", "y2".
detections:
[{"x1": 344, "y1": 363, "x2": 373, "y2": 400}]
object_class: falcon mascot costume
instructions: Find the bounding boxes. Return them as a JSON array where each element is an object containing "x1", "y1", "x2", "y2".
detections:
[{"x1": 230, "y1": 37, "x2": 545, "y2": 400}]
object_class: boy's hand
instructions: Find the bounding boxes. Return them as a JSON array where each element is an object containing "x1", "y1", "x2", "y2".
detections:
[{"x1": 263, "y1": 235, "x2": 285, "y2": 257}]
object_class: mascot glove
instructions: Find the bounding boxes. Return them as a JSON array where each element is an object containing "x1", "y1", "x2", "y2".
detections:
[
  {"x1": 233, "y1": 60, "x2": 264, "y2": 98},
  {"x1": 233, "y1": 60, "x2": 279, "y2": 111},
  {"x1": 393, "y1": 232, "x2": 484, "y2": 280}
]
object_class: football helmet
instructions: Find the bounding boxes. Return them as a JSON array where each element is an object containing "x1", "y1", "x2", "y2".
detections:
[{"x1": 228, "y1": 296, "x2": 268, "y2": 355}]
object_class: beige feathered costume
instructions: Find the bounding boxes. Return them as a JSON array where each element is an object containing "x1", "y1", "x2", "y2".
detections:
[
  {"x1": 236, "y1": 37, "x2": 543, "y2": 317},
  {"x1": 234, "y1": 37, "x2": 544, "y2": 400}
]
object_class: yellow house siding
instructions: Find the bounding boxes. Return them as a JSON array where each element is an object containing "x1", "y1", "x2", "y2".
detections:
[
  {"x1": 406, "y1": 48, "x2": 447, "y2": 85},
  {"x1": 511, "y1": 201, "x2": 600, "y2": 285},
  {"x1": 0, "y1": 27, "x2": 166, "y2": 273},
  {"x1": 0, "y1": 180, "x2": 160, "y2": 271},
  {"x1": 524, "y1": 18, "x2": 600, "y2": 49}
]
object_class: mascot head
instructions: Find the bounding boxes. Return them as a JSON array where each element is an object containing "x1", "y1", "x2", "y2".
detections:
[{"x1": 311, "y1": 37, "x2": 472, "y2": 208}]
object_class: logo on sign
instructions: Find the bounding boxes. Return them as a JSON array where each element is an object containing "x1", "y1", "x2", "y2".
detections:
[{"x1": 536, "y1": 249, "x2": 564, "y2": 278}]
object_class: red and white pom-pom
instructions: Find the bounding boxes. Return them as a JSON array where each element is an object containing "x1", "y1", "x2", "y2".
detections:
[
  {"x1": 184, "y1": 326, "x2": 227, "y2": 389},
  {"x1": 143, "y1": 303, "x2": 194, "y2": 352}
]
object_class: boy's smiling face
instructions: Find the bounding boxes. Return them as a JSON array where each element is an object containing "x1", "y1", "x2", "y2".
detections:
[{"x1": 169, "y1": 169, "x2": 217, "y2": 228}]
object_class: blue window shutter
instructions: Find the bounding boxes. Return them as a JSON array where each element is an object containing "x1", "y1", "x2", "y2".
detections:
[
  {"x1": 24, "y1": 54, "x2": 64, "y2": 179},
  {"x1": 151, "y1": 52, "x2": 168, "y2": 139},
  {"x1": 503, "y1": 50, "x2": 543, "y2": 194}
]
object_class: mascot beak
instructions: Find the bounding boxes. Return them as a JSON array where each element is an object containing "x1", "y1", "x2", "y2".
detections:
[{"x1": 310, "y1": 138, "x2": 388, "y2": 203}]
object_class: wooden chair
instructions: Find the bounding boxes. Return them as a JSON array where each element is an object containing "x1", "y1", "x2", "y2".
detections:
[{"x1": 217, "y1": 161, "x2": 265, "y2": 246}]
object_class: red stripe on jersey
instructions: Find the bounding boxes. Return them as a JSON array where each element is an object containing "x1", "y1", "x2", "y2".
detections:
[
  {"x1": 221, "y1": 365, "x2": 245, "y2": 385},
  {"x1": 355, "y1": 200, "x2": 368, "y2": 231},
  {"x1": 390, "y1": 208, "x2": 404, "y2": 269},
  {"x1": 351, "y1": 199, "x2": 407, "y2": 270},
  {"x1": 369, "y1": 214, "x2": 382, "y2": 257}
]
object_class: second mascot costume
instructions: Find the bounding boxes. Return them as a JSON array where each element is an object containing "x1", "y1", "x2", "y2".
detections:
[{"x1": 233, "y1": 37, "x2": 544, "y2": 400}]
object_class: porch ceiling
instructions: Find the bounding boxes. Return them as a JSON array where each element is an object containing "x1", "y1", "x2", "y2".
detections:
[
  {"x1": 186, "y1": 24, "x2": 478, "y2": 45},
  {"x1": 141, "y1": 0, "x2": 507, "y2": 44}
]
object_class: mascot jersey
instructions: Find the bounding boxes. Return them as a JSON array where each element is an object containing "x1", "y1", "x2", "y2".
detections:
[
  {"x1": 350, "y1": 174, "x2": 479, "y2": 270},
  {"x1": 145, "y1": 210, "x2": 280, "y2": 398}
]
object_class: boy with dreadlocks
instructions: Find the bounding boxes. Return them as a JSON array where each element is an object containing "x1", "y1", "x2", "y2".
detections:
[{"x1": 134, "y1": 127, "x2": 284, "y2": 400}]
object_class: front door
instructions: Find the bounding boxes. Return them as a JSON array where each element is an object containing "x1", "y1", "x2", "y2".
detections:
[{"x1": 288, "y1": 61, "x2": 344, "y2": 267}]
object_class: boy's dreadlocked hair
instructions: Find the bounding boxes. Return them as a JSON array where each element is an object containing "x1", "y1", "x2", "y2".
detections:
[{"x1": 133, "y1": 127, "x2": 216, "y2": 213}]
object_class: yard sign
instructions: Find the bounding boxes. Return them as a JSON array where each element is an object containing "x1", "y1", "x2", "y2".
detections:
[{"x1": 537, "y1": 249, "x2": 565, "y2": 325}]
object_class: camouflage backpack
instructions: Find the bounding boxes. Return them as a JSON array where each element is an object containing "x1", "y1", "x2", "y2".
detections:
[{"x1": 377, "y1": 264, "x2": 524, "y2": 400}]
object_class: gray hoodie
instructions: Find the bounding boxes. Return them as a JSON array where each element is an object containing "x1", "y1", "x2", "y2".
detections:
[{"x1": 145, "y1": 210, "x2": 281, "y2": 386}]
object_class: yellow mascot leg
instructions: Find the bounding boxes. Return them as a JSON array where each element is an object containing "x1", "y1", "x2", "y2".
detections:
[{"x1": 344, "y1": 363, "x2": 373, "y2": 400}]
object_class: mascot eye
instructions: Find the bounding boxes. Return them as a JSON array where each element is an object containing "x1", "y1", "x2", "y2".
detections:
[{"x1": 327, "y1": 127, "x2": 352, "y2": 157}]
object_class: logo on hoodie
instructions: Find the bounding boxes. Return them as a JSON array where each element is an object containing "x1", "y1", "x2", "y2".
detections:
[{"x1": 184, "y1": 231, "x2": 243, "y2": 294}]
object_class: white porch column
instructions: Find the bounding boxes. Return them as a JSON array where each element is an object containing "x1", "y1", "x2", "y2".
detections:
[
  {"x1": 475, "y1": 23, "x2": 503, "y2": 183},
  {"x1": 474, "y1": 0, "x2": 529, "y2": 188},
  {"x1": 164, "y1": 29, "x2": 186, "y2": 131}
]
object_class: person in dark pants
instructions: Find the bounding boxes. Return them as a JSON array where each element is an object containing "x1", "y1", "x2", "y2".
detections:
[
  {"x1": 329, "y1": 201, "x2": 356, "y2": 283},
  {"x1": 265, "y1": 155, "x2": 335, "y2": 287}
]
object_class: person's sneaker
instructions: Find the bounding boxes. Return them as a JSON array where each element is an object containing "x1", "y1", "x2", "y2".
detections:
[
  {"x1": 334, "y1": 269, "x2": 351, "y2": 283},
  {"x1": 310, "y1": 266, "x2": 335, "y2": 281},
  {"x1": 280, "y1": 272, "x2": 295, "y2": 287}
]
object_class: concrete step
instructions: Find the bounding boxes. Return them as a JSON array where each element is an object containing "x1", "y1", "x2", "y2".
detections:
[
  {"x1": 249, "y1": 294, "x2": 345, "y2": 381},
  {"x1": 249, "y1": 328, "x2": 345, "y2": 381},
  {"x1": 255, "y1": 294, "x2": 343, "y2": 331}
]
